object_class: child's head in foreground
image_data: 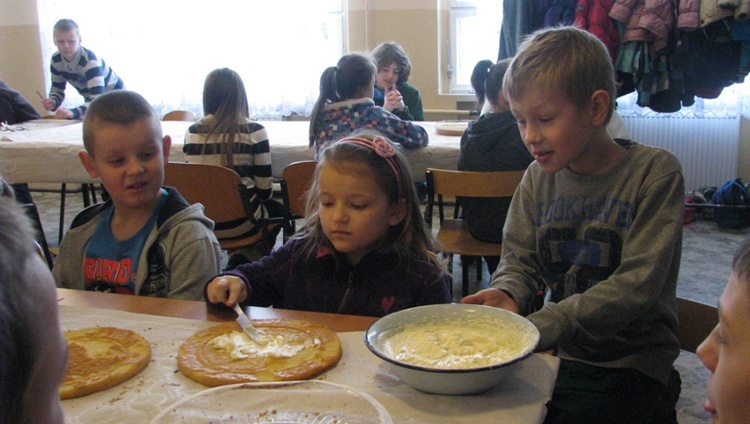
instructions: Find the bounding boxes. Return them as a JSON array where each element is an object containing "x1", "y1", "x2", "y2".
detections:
[
  {"x1": 300, "y1": 132, "x2": 439, "y2": 268},
  {"x1": 0, "y1": 197, "x2": 66, "y2": 424},
  {"x1": 80, "y1": 90, "x2": 170, "y2": 211},
  {"x1": 52, "y1": 19, "x2": 81, "y2": 61},
  {"x1": 697, "y1": 237, "x2": 750, "y2": 423},
  {"x1": 503, "y1": 26, "x2": 618, "y2": 174}
]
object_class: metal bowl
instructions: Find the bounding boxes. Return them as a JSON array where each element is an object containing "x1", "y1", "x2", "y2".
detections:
[{"x1": 364, "y1": 303, "x2": 540, "y2": 395}]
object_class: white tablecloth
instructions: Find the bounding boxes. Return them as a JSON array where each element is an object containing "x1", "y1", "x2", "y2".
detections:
[
  {"x1": 59, "y1": 305, "x2": 558, "y2": 424},
  {"x1": 0, "y1": 120, "x2": 462, "y2": 184}
]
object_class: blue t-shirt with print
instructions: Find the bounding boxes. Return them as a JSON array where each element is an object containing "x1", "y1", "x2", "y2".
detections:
[{"x1": 83, "y1": 190, "x2": 167, "y2": 294}]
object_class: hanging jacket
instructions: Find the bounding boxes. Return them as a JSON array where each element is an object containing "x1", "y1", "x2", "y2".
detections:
[
  {"x1": 701, "y1": 0, "x2": 750, "y2": 27},
  {"x1": 544, "y1": 0, "x2": 579, "y2": 26},
  {"x1": 575, "y1": 0, "x2": 621, "y2": 61},
  {"x1": 678, "y1": 0, "x2": 701, "y2": 30},
  {"x1": 610, "y1": 0, "x2": 675, "y2": 52}
]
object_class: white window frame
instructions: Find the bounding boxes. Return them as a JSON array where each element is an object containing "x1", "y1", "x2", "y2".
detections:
[{"x1": 445, "y1": 0, "x2": 503, "y2": 95}]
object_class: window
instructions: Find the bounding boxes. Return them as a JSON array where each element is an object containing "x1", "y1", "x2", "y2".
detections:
[
  {"x1": 446, "y1": 0, "x2": 503, "y2": 94},
  {"x1": 37, "y1": 0, "x2": 345, "y2": 119}
]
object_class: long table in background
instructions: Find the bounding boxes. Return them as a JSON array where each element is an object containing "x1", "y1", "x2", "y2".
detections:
[
  {"x1": 57, "y1": 289, "x2": 558, "y2": 423},
  {"x1": 0, "y1": 119, "x2": 463, "y2": 184}
]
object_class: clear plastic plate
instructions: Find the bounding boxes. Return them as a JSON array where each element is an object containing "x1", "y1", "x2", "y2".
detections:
[{"x1": 149, "y1": 380, "x2": 392, "y2": 424}]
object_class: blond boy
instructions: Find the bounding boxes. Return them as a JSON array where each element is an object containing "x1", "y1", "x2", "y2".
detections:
[
  {"x1": 697, "y1": 237, "x2": 750, "y2": 423},
  {"x1": 462, "y1": 27, "x2": 684, "y2": 423},
  {"x1": 53, "y1": 90, "x2": 221, "y2": 300},
  {"x1": 42, "y1": 19, "x2": 124, "y2": 119}
]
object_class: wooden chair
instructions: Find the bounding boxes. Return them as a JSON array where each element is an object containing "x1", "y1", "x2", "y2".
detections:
[
  {"x1": 280, "y1": 160, "x2": 317, "y2": 241},
  {"x1": 162, "y1": 110, "x2": 197, "y2": 122},
  {"x1": 163, "y1": 162, "x2": 283, "y2": 255},
  {"x1": 676, "y1": 296, "x2": 718, "y2": 353},
  {"x1": 425, "y1": 168, "x2": 525, "y2": 297}
]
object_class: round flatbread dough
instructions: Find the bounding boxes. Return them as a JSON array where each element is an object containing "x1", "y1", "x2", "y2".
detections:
[
  {"x1": 435, "y1": 120, "x2": 469, "y2": 136},
  {"x1": 60, "y1": 327, "x2": 151, "y2": 400},
  {"x1": 178, "y1": 320, "x2": 342, "y2": 387}
]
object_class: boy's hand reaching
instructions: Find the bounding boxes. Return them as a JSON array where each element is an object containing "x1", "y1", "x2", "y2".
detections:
[
  {"x1": 54, "y1": 107, "x2": 74, "y2": 119},
  {"x1": 206, "y1": 276, "x2": 248, "y2": 307},
  {"x1": 461, "y1": 288, "x2": 519, "y2": 314},
  {"x1": 41, "y1": 97, "x2": 56, "y2": 111},
  {"x1": 383, "y1": 85, "x2": 405, "y2": 113}
]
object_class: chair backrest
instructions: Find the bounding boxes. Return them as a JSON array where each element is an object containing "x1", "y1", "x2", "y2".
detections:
[
  {"x1": 162, "y1": 110, "x2": 197, "y2": 122},
  {"x1": 427, "y1": 168, "x2": 525, "y2": 198},
  {"x1": 281, "y1": 160, "x2": 318, "y2": 219},
  {"x1": 676, "y1": 296, "x2": 718, "y2": 353},
  {"x1": 425, "y1": 168, "x2": 525, "y2": 224},
  {"x1": 163, "y1": 162, "x2": 247, "y2": 224}
]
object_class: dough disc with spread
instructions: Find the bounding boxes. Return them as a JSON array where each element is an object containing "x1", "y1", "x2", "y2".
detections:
[
  {"x1": 178, "y1": 320, "x2": 342, "y2": 387},
  {"x1": 60, "y1": 327, "x2": 152, "y2": 400}
]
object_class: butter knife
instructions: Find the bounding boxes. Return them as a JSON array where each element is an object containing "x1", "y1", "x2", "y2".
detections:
[{"x1": 232, "y1": 303, "x2": 262, "y2": 341}]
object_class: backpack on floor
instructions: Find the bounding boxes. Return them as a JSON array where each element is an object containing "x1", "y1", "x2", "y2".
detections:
[{"x1": 712, "y1": 178, "x2": 750, "y2": 228}]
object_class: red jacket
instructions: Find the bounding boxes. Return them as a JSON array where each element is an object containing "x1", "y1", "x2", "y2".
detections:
[{"x1": 575, "y1": 0, "x2": 620, "y2": 61}]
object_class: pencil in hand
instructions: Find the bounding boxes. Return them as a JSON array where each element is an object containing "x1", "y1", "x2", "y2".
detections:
[{"x1": 36, "y1": 90, "x2": 46, "y2": 101}]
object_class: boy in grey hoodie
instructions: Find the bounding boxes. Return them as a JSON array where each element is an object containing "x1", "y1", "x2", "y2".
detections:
[{"x1": 54, "y1": 90, "x2": 221, "y2": 300}]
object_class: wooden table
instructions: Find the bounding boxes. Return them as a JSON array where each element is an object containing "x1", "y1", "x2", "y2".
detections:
[
  {"x1": 57, "y1": 289, "x2": 558, "y2": 424},
  {"x1": 56, "y1": 288, "x2": 377, "y2": 332}
]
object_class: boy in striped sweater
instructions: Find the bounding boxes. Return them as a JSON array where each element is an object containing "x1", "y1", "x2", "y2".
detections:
[{"x1": 42, "y1": 19, "x2": 124, "y2": 119}]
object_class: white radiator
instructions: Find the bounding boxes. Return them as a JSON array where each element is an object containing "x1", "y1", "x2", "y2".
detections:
[{"x1": 621, "y1": 115, "x2": 739, "y2": 191}]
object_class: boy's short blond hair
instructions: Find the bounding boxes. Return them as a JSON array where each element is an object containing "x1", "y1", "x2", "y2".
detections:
[
  {"x1": 53, "y1": 19, "x2": 79, "y2": 35},
  {"x1": 503, "y1": 26, "x2": 617, "y2": 123},
  {"x1": 82, "y1": 90, "x2": 161, "y2": 155}
]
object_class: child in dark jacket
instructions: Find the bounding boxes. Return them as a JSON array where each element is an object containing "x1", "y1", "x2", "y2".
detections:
[
  {"x1": 206, "y1": 133, "x2": 451, "y2": 317},
  {"x1": 458, "y1": 58, "x2": 534, "y2": 274}
]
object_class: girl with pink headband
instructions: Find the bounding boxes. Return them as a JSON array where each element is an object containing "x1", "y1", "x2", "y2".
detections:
[{"x1": 205, "y1": 132, "x2": 451, "y2": 317}]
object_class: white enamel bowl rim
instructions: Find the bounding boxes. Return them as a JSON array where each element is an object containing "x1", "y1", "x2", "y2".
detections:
[{"x1": 364, "y1": 303, "x2": 540, "y2": 373}]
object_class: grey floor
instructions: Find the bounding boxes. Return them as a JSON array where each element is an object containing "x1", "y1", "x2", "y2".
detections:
[{"x1": 32, "y1": 187, "x2": 750, "y2": 423}]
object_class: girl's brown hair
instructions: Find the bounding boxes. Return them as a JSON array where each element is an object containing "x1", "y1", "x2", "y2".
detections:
[
  {"x1": 200, "y1": 68, "x2": 251, "y2": 167},
  {"x1": 296, "y1": 131, "x2": 445, "y2": 278}
]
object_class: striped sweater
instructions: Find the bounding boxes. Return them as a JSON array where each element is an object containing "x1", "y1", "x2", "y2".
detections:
[
  {"x1": 49, "y1": 46, "x2": 124, "y2": 119},
  {"x1": 183, "y1": 117, "x2": 274, "y2": 227}
]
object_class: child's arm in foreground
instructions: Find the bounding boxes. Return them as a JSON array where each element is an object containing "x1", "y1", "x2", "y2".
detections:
[
  {"x1": 206, "y1": 276, "x2": 247, "y2": 307},
  {"x1": 205, "y1": 240, "x2": 299, "y2": 308}
]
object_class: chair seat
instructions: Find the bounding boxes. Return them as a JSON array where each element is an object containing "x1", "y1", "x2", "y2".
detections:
[{"x1": 436, "y1": 220, "x2": 502, "y2": 257}]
